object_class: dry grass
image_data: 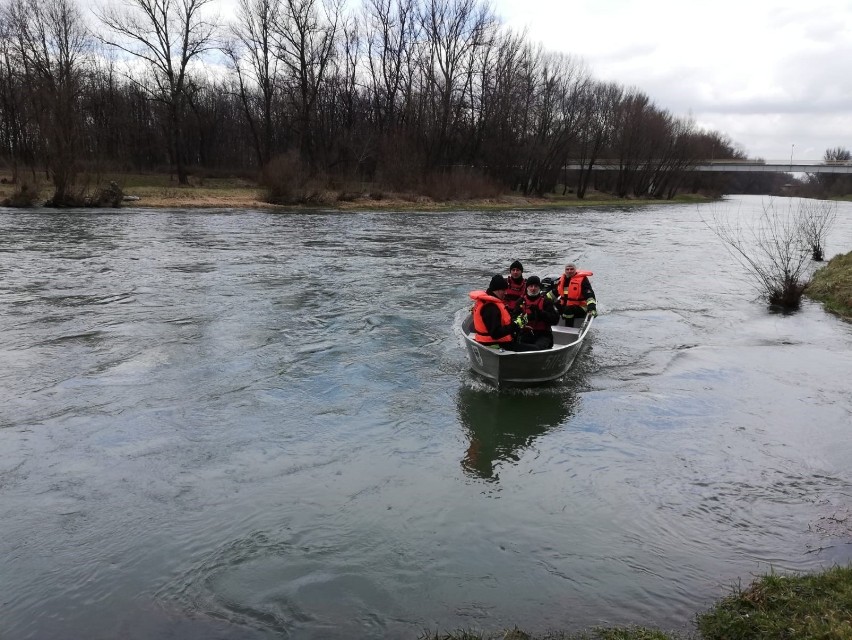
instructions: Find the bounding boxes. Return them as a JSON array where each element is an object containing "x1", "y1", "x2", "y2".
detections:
[{"x1": 0, "y1": 172, "x2": 713, "y2": 211}]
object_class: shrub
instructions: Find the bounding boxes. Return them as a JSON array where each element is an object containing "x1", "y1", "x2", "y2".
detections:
[
  {"x1": 3, "y1": 183, "x2": 40, "y2": 207},
  {"x1": 259, "y1": 151, "x2": 329, "y2": 205},
  {"x1": 704, "y1": 199, "x2": 815, "y2": 309},
  {"x1": 92, "y1": 181, "x2": 124, "y2": 207},
  {"x1": 798, "y1": 200, "x2": 837, "y2": 261},
  {"x1": 422, "y1": 166, "x2": 503, "y2": 202}
]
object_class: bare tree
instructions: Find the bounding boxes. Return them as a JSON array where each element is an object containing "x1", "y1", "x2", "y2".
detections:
[
  {"x1": 3, "y1": 0, "x2": 90, "y2": 204},
  {"x1": 815, "y1": 146, "x2": 852, "y2": 197},
  {"x1": 363, "y1": 0, "x2": 417, "y2": 132},
  {"x1": 798, "y1": 200, "x2": 837, "y2": 261},
  {"x1": 224, "y1": 0, "x2": 282, "y2": 167},
  {"x1": 272, "y1": 0, "x2": 341, "y2": 171},
  {"x1": 515, "y1": 52, "x2": 587, "y2": 195},
  {"x1": 419, "y1": 0, "x2": 493, "y2": 167},
  {"x1": 574, "y1": 80, "x2": 620, "y2": 198},
  {"x1": 0, "y1": 18, "x2": 33, "y2": 183},
  {"x1": 97, "y1": 0, "x2": 219, "y2": 184},
  {"x1": 705, "y1": 199, "x2": 814, "y2": 308}
]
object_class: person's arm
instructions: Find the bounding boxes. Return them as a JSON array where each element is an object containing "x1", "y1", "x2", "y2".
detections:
[
  {"x1": 546, "y1": 290, "x2": 565, "y2": 314},
  {"x1": 482, "y1": 303, "x2": 515, "y2": 340},
  {"x1": 582, "y1": 277, "x2": 596, "y2": 302},
  {"x1": 582, "y1": 278, "x2": 598, "y2": 315},
  {"x1": 541, "y1": 300, "x2": 560, "y2": 325}
]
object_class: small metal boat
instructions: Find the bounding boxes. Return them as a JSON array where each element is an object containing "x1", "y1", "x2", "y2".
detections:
[{"x1": 459, "y1": 314, "x2": 594, "y2": 386}]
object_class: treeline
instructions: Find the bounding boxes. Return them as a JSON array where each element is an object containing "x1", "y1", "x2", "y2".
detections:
[
  {"x1": 797, "y1": 147, "x2": 852, "y2": 199},
  {"x1": 0, "y1": 0, "x2": 747, "y2": 205}
]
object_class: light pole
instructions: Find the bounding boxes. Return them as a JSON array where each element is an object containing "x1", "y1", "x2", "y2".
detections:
[{"x1": 790, "y1": 143, "x2": 795, "y2": 167}]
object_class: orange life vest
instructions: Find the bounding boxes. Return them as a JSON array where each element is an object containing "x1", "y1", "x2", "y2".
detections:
[
  {"x1": 469, "y1": 290, "x2": 513, "y2": 344},
  {"x1": 557, "y1": 271, "x2": 594, "y2": 305}
]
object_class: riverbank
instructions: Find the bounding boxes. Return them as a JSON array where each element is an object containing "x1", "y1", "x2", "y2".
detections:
[
  {"x1": 422, "y1": 565, "x2": 852, "y2": 639},
  {"x1": 0, "y1": 173, "x2": 713, "y2": 211},
  {"x1": 807, "y1": 250, "x2": 852, "y2": 320}
]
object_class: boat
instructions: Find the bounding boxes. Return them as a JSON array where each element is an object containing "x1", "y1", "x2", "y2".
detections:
[{"x1": 459, "y1": 313, "x2": 594, "y2": 386}]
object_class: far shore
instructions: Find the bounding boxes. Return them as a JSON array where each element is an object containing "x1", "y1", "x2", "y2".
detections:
[{"x1": 0, "y1": 173, "x2": 714, "y2": 211}]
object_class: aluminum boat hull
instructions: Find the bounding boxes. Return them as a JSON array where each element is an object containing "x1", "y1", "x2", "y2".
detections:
[{"x1": 460, "y1": 314, "x2": 593, "y2": 385}]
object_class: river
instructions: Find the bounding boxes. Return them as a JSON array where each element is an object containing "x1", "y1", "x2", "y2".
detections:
[{"x1": 1, "y1": 195, "x2": 851, "y2": 639}]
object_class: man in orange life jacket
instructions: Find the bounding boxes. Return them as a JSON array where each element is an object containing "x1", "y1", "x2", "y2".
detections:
[
  {"x1": 469, "y1": 274, "x2": 539, "y2": 352},
  {"x1": 504, "y1": 260, "x2": 526, "y2": 312},
  {"x1": 517, "y1": 275, "x2": 560, "y2": 350},
  {"x1": 547, "y1": 263, "x2": 597, "y2": 326}
]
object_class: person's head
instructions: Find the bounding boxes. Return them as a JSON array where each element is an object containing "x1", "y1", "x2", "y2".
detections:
[
  {"x1": 487, "y1": 274, "x2": 508, "y2": 299},
  {"x1": 509, "y1": 260, "x2": 523, "y2": 280},
  {"x1": 525, "y1": 275, "x2": 541, "y2": 298},
  {"x1": 564, "y1": 263, "x2": 577, "y2": 278}
]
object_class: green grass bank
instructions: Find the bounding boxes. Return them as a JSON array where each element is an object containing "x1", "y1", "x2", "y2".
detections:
[
  {"x1": 421, "y1": 565, "x2": 852, "y2": 640},
  {"x1": 807, "y1": 251, "x2": 852, "y2": 320}
]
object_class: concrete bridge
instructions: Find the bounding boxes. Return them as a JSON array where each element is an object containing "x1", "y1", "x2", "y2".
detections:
[{"x1": 563, "y1": 161, "x2": 852, "y2": 174}]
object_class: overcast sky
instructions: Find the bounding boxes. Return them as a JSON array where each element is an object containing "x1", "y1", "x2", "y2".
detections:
[{"x1": 491, "y1": 0, "x2": 852, "y2": 162}]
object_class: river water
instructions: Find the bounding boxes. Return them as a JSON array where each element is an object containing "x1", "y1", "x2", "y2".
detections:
[{"x1": 1, "y1": 196, "x2": 851, "y2": 639}]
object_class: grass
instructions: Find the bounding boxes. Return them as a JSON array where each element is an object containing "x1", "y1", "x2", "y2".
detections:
[
  {"x1": 0, "y1": 171, "x2": 714, "y2": 210},
  {"x1": 697, "y1": 566, "x2": 852, "y2": 639},
  {"x1": 0, "y1": 172, "x2": 266, "y2": 209},
  {"x1": 420, "y1": 628, "x2": 679, "y2": 640},
  {"x1": 421, "y1": 566, "x2": 852, "y2": 640},
  {"x1": 807, "y1": 250, "x2": 852, "y2": 319}
]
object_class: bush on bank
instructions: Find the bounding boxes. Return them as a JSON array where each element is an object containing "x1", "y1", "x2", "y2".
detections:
[
  {"x1": 807, "y1": 251, "x2": 852, "y2": 319},
  {"x1": 422, "y1": 565, "x2": 852, "y2": 640}
]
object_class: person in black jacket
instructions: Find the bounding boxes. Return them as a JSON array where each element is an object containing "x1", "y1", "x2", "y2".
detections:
[
  {"x1": 504, "y1": 260, "x2": 526, "y2": 312},
  {"x1": 547, "y1": 263, "x2": 597, "y2": 326},
  {"x1": 517, "y1": 275, "x2": 560, "y2": 350},
  {"x1": 473, "y1": 274, "x2": 538, "y2": 352}
]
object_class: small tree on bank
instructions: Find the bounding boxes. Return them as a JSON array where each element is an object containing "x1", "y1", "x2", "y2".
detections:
[
  {"x1": 704, "y1": 199, "x2": 814, "y2": 309},
  {"x1": 798, "y1": 199, "x2": 837, "y2": 261}
]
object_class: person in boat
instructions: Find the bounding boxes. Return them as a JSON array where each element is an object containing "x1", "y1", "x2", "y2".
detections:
[
  {"x1": 504, "y1": 260, "x2": 526, "y2": 312},
  {"x1": 469, "y1": 275, "x2": 538, "y2": 352},
  {"x1": 517, "y1": 275, "x2": 560, "y2": 350},
  {"x1": 547, "y1": 263, "x2": 597, "y2": 326}
]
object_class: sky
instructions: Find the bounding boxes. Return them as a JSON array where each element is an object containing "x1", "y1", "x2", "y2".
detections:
[{"x1": 492, "y1": 0, "x2": 852, "y2": 162}]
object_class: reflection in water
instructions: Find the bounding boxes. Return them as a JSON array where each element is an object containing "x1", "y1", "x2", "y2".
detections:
[
  {"x1": 2, "y1": 201, "x2": 852, "y2": 639},
  {"x1": 457, "y1": 384, "x2": 578, "y2": 480}
]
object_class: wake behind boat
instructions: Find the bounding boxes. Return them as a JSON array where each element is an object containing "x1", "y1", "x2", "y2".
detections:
[{"x1": 459, "y1": 314, "x2": 593, "y2": 386}]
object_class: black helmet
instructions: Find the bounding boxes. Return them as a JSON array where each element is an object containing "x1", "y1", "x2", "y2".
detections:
[{"x1": 509, "y1": 260, "x2": 523, "y2": 271}]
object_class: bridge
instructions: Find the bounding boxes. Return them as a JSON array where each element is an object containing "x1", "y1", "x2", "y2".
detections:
[{"x1": 563, "y1": 161, "x2": 852, "y2": 174}]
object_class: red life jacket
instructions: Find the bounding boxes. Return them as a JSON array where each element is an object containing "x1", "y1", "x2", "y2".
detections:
[
  {"x1": 520, "y1": 294, "x2": 551, "y2": 332},
  {"x1": 557, "y1": 271, "x2": 594, "y2": 306},
  {"x1": 469, "y1": 290, "x2": 513, "y2": 344},
  {"x1": 504, "y1": 276, "x2": 526, "y2": 309}
]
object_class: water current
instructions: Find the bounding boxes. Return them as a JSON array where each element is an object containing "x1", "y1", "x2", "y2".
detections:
[{"x1": 1, "y1": 196, "x2": 851, "y2": 639}]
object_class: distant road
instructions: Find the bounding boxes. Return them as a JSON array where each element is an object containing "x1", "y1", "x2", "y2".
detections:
[{"x1": 562, "y1": 161, "x2": 852, "y2": 174}]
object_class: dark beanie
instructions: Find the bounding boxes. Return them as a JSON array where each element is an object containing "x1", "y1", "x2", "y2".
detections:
[
  {"x1": 488, "y1": 274, "x2": 508, "y2": 292},
  {"x1": 526, "y1": 275, "x2": 541, "y2": 287},
  {"x1": 510, "y1": 260, "x2": 523, "y2": 271}
]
